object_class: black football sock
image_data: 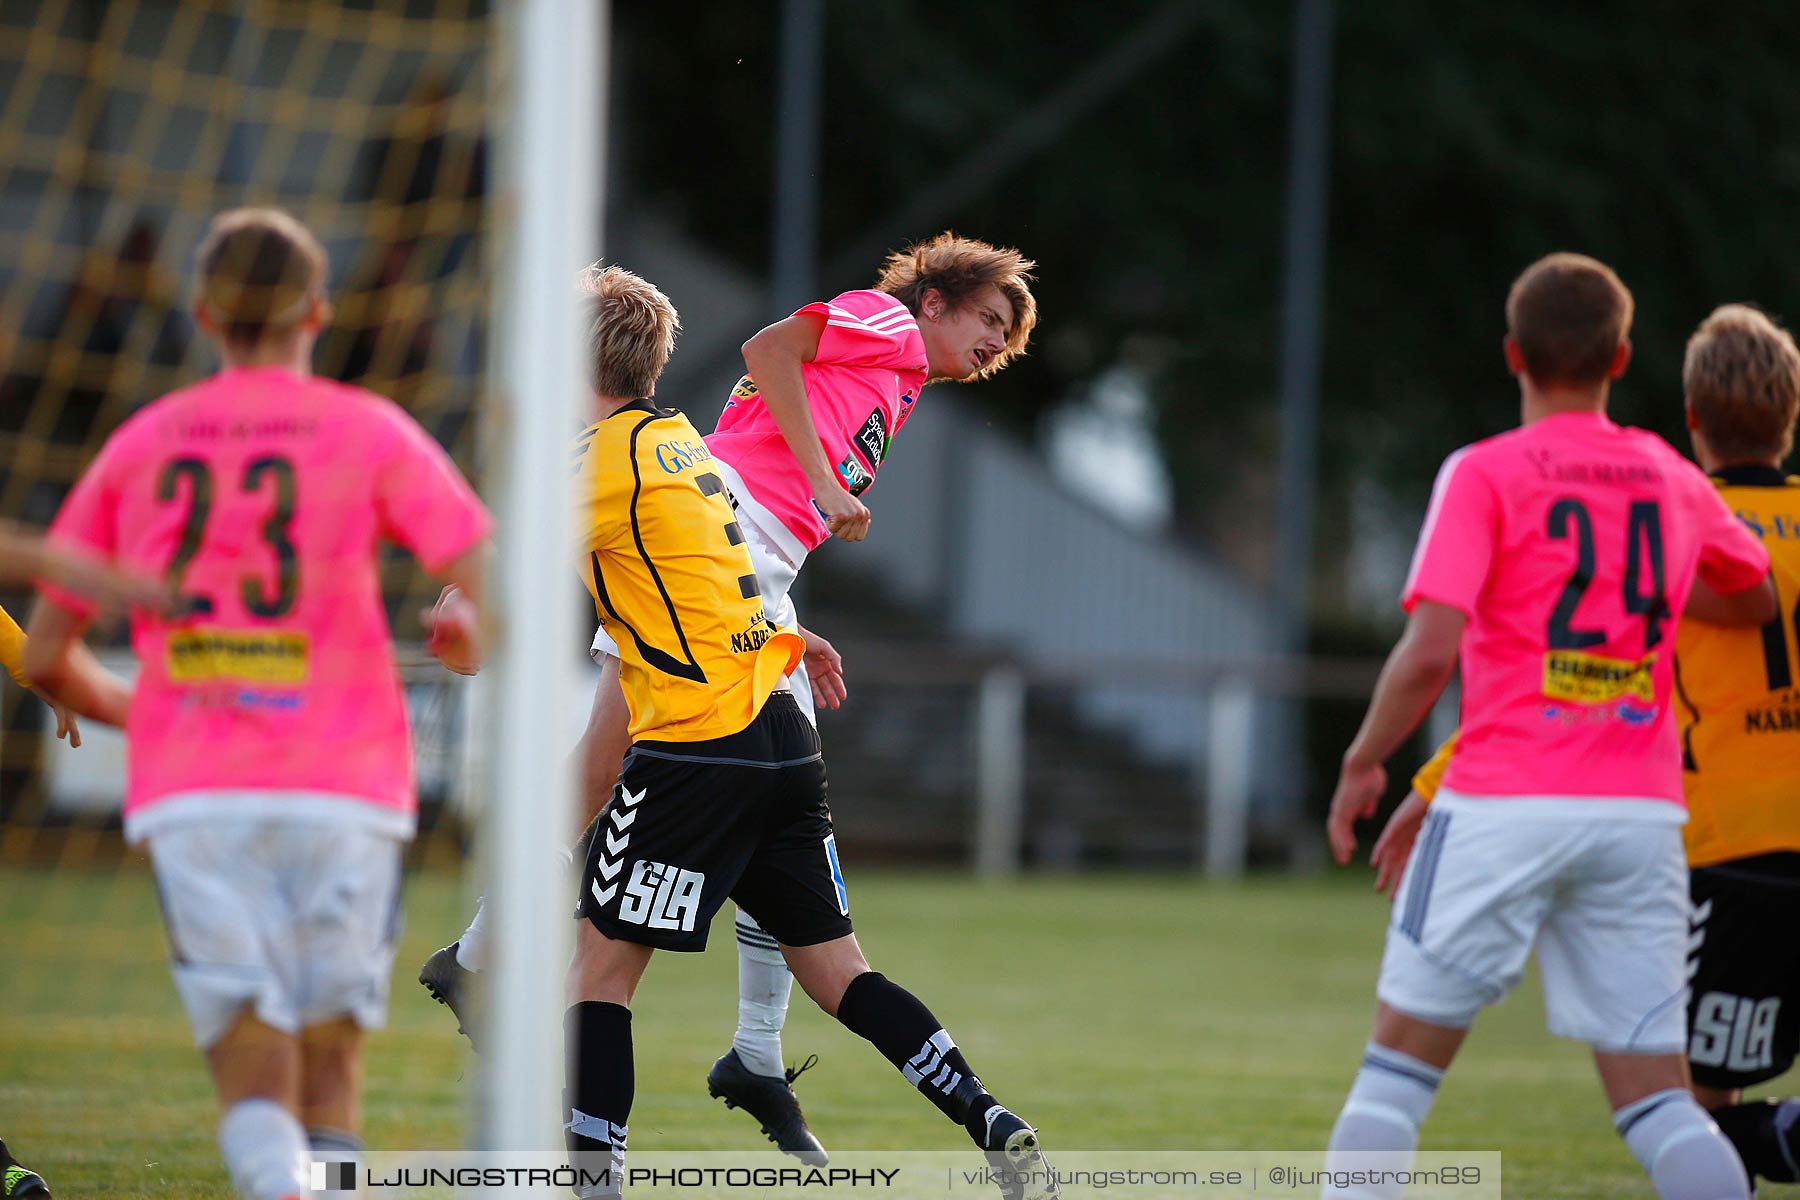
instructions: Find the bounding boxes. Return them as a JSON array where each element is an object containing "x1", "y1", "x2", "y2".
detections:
[
  {"x1": 834, "y1": 971, "x2": 1002, "y2": 1145},
  {"x1": 1711, "y1": 1098, "x2": 1800, "y2": 1182},
  {"x1": 564, "y1": 1002, "x2": 633, "y2": 1188}
]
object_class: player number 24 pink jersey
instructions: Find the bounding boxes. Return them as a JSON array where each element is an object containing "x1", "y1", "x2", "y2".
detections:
[{"x1": 1403, "y1": 411, "x2": 1768, "y2": 804}]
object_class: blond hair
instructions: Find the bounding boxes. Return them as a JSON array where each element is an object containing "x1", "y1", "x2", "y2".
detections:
[
  {"x1": 194, "y1": 207, "x2": 327, "y2": 348},
  {"x1": 579, "y1": 264, "x2": 680, "y2": 399},
  {"x1": 1685, "y1": 304, "x2": 1800, "y2": 464},
  {"x1": 1505, "y1": 252, "x2": 1634, "y2": 385},
  {"x1": 874, "y1": 232, "x2": 1037, "y2": 378}
]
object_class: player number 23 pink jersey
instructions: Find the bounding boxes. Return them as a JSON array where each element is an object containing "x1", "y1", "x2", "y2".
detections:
[{"x1": 42, "y1": 366, "x2": 491, "y2": 832}]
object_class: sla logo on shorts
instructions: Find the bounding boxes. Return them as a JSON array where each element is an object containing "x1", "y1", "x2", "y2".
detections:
[
  {"x1": 619, "y1": 860, "x2": 706, "y2": 932},
  {"x1": 1691, "y1": 992, "x2": 1780, "y2": 1073}
]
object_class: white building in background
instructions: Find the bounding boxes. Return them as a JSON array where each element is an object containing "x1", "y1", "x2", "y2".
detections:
[{"x1": 1042, "y1": 363, "x2": 1175, "y2": 533}]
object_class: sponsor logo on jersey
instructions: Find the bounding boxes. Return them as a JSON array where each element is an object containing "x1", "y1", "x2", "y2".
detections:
[
  {"x1": 1541, "y1": 649, "x2": 1655, "y2": 705},
  {"x1": 654, "y1": 438, "x2": 713, "y2": 474},
  {"x1": 166, "y1": 628, "x2": 309, "y2": 684},
  {"x1": 729, "y1": 614, "x2": 772, "y2": 655},
  {"x1": 1745, "y1": 703, "x2": 1800, "y2": 733},
  {"x1": 853, "y1": 408, "x2": 890, "y2": 469},
  {"x1": 1540, "y1": 703, "x2": 1629, "y2": 727},
  {"x1": 836, "y1": 454, "x2": 873, "y2": 496},
  {"x1": 1730, "y1": 509, "x2": 1800, "y2": 540}
]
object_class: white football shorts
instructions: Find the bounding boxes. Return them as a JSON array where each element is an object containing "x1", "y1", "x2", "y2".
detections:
[
  {"x1": 1377, "y1": 790, "x2": 1690, "y2": 1054},
  {"x1": 147, "y1": 807, "x2": 404, "y2": 1049},
  {"x1": 590, "y1": 503, "x2": 814, "y2": 724}
]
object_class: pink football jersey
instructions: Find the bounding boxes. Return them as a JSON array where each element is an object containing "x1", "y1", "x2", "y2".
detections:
[
  {"x1": 707, "y1": 289, "x2": 928, "y2": 561},
  {"x1": 1404, "y1": 410, "x2": 1768, "y2": 804},
  {"x1": 41, "y1": 367, "x2": 491, "y2": 830}
]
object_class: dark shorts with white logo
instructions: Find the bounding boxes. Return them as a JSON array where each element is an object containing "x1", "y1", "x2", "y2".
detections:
[
  {"x1": 1686, "y1": 853, "x2": 1800, "y2": 1089},
  {"x1": 575, "y1": 692, "x2": 854, "y2": 952}
]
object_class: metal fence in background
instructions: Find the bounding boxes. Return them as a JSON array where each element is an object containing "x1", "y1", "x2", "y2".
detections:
[{"x1": 12, "y1": 647, "x2": 1425, "y2": 877}]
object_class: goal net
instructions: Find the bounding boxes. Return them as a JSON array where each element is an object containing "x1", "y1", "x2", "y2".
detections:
[
  {"x1": 0, "y1": 0, "x2": 493, "y2": 866},
  {"x1": 0, "y1": 1, "x2": 515, "y2": 1185}
]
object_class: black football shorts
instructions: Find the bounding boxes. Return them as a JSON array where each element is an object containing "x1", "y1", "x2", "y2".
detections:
[
  {"x1": 1687, "y1": 853, "x2": 1800, "y2": 1089},
  {"x1": 575, "y1": 692, "x2": 853, "y2": 952}
]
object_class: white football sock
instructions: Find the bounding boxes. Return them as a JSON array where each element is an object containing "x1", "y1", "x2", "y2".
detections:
[
  {"x1": 1322, "y1": 1043, "x2": 1443, "y2": 1199},
  {"x1": 1615, "y1": 1089, "x2": 1750, "y2": 1200},
  {"x1": 732, "y1": 909, "x2": 793, "y2": 1078},
  {"x1": 455, "y1": 897, "x2": 489, "y2": 972},
  {"x1": 218, "y1": 1099, "x2": 309, "y2": 1200}
]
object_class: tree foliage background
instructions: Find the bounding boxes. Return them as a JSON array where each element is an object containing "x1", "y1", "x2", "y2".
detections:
[{"x1": 613, "y1": 0, "x2": 1800, "y2": 631}]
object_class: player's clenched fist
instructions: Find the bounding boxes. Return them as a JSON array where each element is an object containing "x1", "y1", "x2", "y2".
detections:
[
  {"x1": 813, "y1": 484, "x2": 871, "y2": 543},
  {"x1": 424, "y1": 584, "x2": 482, "y2": 675}
]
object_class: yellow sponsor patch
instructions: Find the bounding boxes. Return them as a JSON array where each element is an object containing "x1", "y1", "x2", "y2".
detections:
[
  {"x1": 1542, "y1": 649, "x2": 1655, "y2": 704},
  {"x1": 166, "y1": 628, "x2": 310, "y2": 684}
]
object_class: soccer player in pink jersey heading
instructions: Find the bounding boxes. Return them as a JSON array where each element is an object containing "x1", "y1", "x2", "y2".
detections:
[
  {"x1": 25, "y1": 208, "x2": 491, "y2": 1200},
  {"x1": 422, "y1": 233, "x2": 1035, "y2": 1160},
  {"x1": 1320, "y1": 254, "x2": 1775, "y2": 1200}
]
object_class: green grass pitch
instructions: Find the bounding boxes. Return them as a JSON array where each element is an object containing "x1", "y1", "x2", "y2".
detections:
[{"x1": 0, "y1": 863, "x2": 1763, "y2": 1197}]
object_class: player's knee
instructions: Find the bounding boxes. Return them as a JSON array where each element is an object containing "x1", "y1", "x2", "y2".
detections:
[
  {"x1": 207, "y1": 1011, "x2": 301, "y2": 1108},
  {"x1": 301, "y1": 1015, "x2": 362, "y2": 1050},
  {"x1": 568, "y1": 921, "x2": 652, "y2": 1006},
  {"x1": 1614, "y1": 1089, "x2": 1750, "y2": 1199},
  {"x1": 1690, "y1": 1083, "x2": 1739, "y2": 1112},
  {"x1": 782, "y1": 938, "x2": 869, "y2": 1017}
]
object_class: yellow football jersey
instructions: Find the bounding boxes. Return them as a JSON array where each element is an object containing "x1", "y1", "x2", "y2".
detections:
[
  {"x1": 1411, "y1": 731, "x2": 1456, "y2": 801},
  {"x1": 1679, "y1": 467, "x2": 1800, "y2": 867},
  {"x1": 576, "y1": 402, "x2": 803, "y2": 742},
  {"x1": 0, "y1": 602, "x2": 29, "y2": 689}
]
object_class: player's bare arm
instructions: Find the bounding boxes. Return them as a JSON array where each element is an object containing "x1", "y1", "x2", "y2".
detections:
[
  {"x1": 741, "y1": 311, "x2": 871, "y2": 542},
  {"x1": 19, "y1": 601, "x2": 131, "y2": 730},
  {"x1": 576, "y1": 654, "x2": 631, "y2": 837},
  {"x1": 0, "y1": 519, "x2": 173, "y2": 613},
  {"x1": 422, "y1": 543, "x2": 492, "y2": 675},
  {"x1": 1327, "y1": 600, "x2": 1466, "y2": 865},
  {"x1": 1684, "y1": 573, "x2": 1776, "y2": 626},
  {"x1": 1369, "y1": 790, "x2": 1430, "y2": 897},
  {"x1": 2, "y1": 603, "x2": 87, "y2": 748}
]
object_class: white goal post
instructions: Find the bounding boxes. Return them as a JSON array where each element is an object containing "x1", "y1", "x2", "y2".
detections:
[{"x1": 476, "y1": 0, "x2": 606, "y2": 1177}]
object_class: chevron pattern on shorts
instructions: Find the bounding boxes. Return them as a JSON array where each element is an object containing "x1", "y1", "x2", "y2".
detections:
[{"x1": 590, "y1": 786, "x2": 647, "y2": 908}]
